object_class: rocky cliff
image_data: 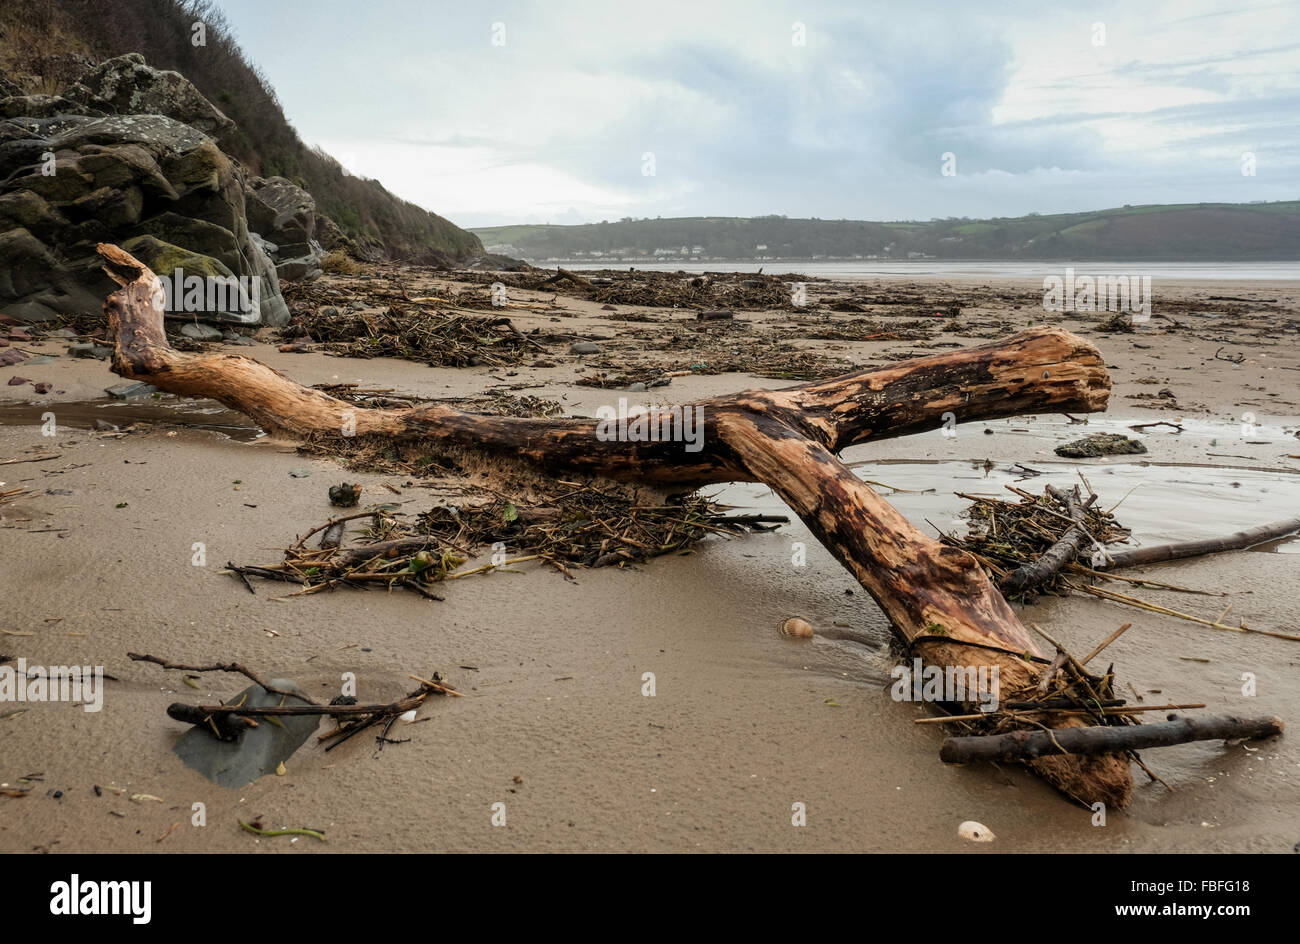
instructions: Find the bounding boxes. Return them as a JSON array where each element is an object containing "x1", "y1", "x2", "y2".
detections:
[{"x1": 1, "y1": 54, "x2": 302, "y2": 324}]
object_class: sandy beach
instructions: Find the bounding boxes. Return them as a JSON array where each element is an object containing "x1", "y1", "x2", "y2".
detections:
[{"x1": 2, "y1": 270, "x2": 1297, "y2": 853}]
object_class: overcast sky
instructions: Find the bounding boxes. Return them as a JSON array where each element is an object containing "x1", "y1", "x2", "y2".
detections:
[{"x1": 211, "y1": 0, "x2": 1299, "y2": 229}]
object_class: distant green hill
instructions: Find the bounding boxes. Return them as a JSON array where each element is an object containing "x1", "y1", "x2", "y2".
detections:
[
  {"x1": 474, "y1": 203, "x2": 1300, "y2": 263},
  {"x1": 2, "y1": 0, "x2": 482, "y2": 262}
]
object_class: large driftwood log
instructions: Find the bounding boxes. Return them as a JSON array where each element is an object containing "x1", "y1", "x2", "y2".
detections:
[{"x1": 97, "y1": 243, "x2": 1132, "y2": 806}]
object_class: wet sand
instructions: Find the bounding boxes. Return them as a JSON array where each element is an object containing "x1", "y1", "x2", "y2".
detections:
[{"x1": 1, "y1": 273, "x2": 1297, "y2": 853}]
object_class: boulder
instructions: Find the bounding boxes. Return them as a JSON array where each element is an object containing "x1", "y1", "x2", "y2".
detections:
[
  {"x1": 245, "y1": 175, "x2": 323, "y2": 281},
  {"x1": 0, "y1": 94, "x2": 79, "y2": 120},
  {"x1": 0, "y1": 228, "x2": 59, "y2": 300},
  {"x1": 63, "y1": 54, "x2": 235, "y2": 143},
  {"x1": 0, "y1": 111, "x2": 288, "y2": 325},
  {"x1": 313, "y1": 212, "x2": 352, "y2": 252}
]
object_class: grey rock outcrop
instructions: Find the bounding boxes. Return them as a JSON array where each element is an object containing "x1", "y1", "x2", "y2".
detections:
[
  {"x1": 0, "y1": 103, "x2": 288, "y2": 325},
  {"x1": 63, "y1": 54, "x2": 236, "y2": 143},
  {"x1": 313, "y1": 212, "x2": 352, "y2": 252},
  {"x1": 245, "y1": 175, "x2": 323, "y2": 281}
]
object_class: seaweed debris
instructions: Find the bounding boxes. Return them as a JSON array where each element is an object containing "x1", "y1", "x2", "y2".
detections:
[
  {"x1": 290, "y1": 305, "x2": 537, "y2": 366},
  {"x1": 943, "y1": 483, "x2": 1132, "y2": 598},
  {"x1": 227, "y1": 486, "x2": 788, "y2": 598}
]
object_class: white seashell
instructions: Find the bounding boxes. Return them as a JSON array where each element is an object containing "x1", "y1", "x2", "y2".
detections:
[
  {"x1": 958, "y1": 820, "x2": 995, "y2": 842},
  {"x1": 782, "y1": 617, "x2": 814, "y2": 638},
  {"x1": 399, "y1": 709, "x2": 418, "y2": 723}
]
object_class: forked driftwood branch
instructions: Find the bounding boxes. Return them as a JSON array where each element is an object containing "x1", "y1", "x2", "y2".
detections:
[
  {"x1": 98, "y1": 242, "x2": 1139, "y2": 805},
  {"x1": 128, "y1": 652, "x2": 322, "y2": 704}
]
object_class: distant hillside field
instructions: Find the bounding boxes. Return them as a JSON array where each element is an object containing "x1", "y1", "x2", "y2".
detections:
[
  {"x1": 474, "y1": 203, "x2": 1300, "y2": 263},
  {"x1": 1, "y1": 0, "x2": 481, "y2": 262}
]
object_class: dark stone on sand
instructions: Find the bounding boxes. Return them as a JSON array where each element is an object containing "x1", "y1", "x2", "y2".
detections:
[
  {"x1": 180, "y1": 322, "x2": 223, "y2": 342},
  {"x1": 172, "y1": 679, "x2": 320, "y2": 788},
  {"x1": 1055, "y1": 433, "x2": 1147, "y2": 458},
  {"x1": 105, "y1": 381, "x2": 158, "y2": 399},
  {"x1": 68, "y1": 342, "x2": 111, "y2": 359}
]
